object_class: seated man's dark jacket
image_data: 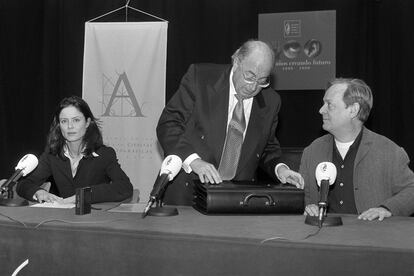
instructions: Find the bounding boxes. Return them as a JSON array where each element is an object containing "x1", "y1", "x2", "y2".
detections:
[
  {"x1": 16, "y1": 146, "x2": 133, "y2": 203},
  {"x1": 156, "y1": 63, "x2": 283, "y2": 205}
]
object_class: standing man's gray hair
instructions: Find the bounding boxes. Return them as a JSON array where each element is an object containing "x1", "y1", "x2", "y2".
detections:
[{"x1": 231, "y1": 40, "x2": 275, "y2": 71}]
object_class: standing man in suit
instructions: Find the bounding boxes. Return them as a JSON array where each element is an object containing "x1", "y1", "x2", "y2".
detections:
[
  {"x1": 157, "y1": 39, "x2": 303, "y2": 205},
  {"x1": 301, "y1": 78, "x2": 414, "y2": 220}
]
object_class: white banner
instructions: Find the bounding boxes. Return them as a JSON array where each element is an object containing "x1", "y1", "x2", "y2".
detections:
[{"x1": 82, "y1": 22, "x2": 167, "y2": 202}]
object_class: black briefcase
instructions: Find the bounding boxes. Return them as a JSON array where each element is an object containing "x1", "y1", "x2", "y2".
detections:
[{"x1": 193, "y1": 180, "x2": 304, "y2": 215}]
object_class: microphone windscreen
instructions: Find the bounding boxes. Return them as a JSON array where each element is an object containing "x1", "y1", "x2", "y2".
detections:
[
  {"x1": 15, "y1": 154, "x2": 39, "y2": 176},
  {"x1": 160, "y1": 155, "x2": 182, "y2": 180},
  {"x1": 315, "y1": 162, "x2": 337, "y2": 186}
]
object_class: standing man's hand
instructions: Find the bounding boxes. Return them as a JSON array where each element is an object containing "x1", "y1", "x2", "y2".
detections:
[
  {"x1": 190, "y1": 159, "x2": 222, "y2": 184},
  {"x1": 277, "y1": 165, "x2": 304, "y2": 189}
]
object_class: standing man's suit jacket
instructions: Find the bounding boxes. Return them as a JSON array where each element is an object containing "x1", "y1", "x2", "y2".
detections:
[
  {"x1": 300, "y1": 127, "x2": 414, "y2": 216},
  {"x1": 157, "y1": 63, "x2": 283, "y2": 205}
]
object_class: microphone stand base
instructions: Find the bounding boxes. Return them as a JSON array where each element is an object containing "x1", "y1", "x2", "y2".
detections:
[
  {"x1": 0, "y1": 198, "x2": 29, "y2": 207},
  {"x1": 147, "y1": 206, "x2": 178, "y2": 217},
  {"x1": 305, "y1": 215, "x2": 343, "y2": 227}
]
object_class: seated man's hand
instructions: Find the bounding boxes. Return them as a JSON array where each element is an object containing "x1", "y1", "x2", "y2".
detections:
[
  {"x1": 304, "y1": 204, "x2": 319, "y2": 216},
  {"x1": 358, "y1": 207, "x2": 392, "y2": 221},
  {"x1": 190, "y1": 159, "x2": 222, "y2": 184},
  {"x1": 33, "y1": 189, "x2": 63, "y2": 204},
  {"x1": 277, "y1": 166, "x2": 304, "y2": 189}
]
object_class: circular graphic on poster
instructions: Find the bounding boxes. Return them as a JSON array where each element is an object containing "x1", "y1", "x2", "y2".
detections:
[
  {"x1": 283, "y1": 41, "x2": 301, "y2": 59},
  {"x1": 304, "y1": 39, "x2": 322, "y2": 58}
]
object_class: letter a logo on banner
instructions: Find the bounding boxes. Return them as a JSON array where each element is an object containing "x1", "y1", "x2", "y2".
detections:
[
  {"x1": 83, "y1": 21, "x2": 168, "y2": 202},
  {"x1": 103, "y1": 72, "x2": 145, "y2": 117}
]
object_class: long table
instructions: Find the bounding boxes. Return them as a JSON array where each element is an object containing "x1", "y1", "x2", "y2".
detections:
[{"x1": 0, "y1": 203, "x2": 413, "y2": 276}]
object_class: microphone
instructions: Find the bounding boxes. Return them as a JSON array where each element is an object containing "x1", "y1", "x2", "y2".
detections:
[
  {"x1": 142, "y1": 155, "x2": 182, "y2": 218},
  {"x1": 1, "y1": 154, "x2": 39, "y2": 193},
  {"x1": 315, "y1": 162, "x2": 337, "y2": 227},
  {"x1": 305, "y1": 162, "x2": 342, "y2": 227}
]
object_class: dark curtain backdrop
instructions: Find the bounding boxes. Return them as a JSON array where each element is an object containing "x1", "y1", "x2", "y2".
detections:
[{"x1": 1, "y1": 0, "x2": 414, "y2": 176}]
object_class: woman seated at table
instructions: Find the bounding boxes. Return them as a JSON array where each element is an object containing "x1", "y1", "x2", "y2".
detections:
[{"x1": 16, "y1": 95, "x2": 133, "y2": 204}]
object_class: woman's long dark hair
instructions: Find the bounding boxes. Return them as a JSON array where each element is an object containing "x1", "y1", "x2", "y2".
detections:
[{"x1": 46, "y1": 96, "x2": 103, "y2": 158}]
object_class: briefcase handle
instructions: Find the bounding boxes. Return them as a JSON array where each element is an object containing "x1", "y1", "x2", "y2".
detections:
[{"x1": 241, "y1": 193, "x2": 276, "y2": 206}]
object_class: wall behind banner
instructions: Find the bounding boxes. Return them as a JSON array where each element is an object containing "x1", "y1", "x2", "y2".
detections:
[{"x1": 1, "y1": 0, "x2": 414, "y2": 180}]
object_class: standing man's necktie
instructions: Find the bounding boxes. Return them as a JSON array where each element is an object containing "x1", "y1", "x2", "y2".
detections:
[{"x1": 218, "y1": 94, "x2": 246, "y2": 180}]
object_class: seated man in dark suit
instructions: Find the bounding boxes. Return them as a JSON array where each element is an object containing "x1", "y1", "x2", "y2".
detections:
[
  {"x1": 156, "y1": 39, "x2": 303, "y2": 205},
  {"x1": 301, "y1": 78, "x2": 414, "y2": 220}
]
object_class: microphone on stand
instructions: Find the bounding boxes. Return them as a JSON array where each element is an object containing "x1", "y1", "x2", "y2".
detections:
[
  {"x1": 315, "y1": 162, "x2": 337, "y2": 227},
  {"x1": 305, "y1": 162, "x2": 343, "y2": 227},
  {"x1": 142, "y1": 155, "x2": 182, "y2": 218},
  {"x1": 0, "y1": 154, "x2": 39, "y2": 207}
]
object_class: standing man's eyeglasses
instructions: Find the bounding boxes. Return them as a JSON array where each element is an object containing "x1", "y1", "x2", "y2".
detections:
[{"x1": 240, "y1": 63, "x2": 271, "y2": 88}]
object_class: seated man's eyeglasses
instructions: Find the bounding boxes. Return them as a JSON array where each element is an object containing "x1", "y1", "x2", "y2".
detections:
[{"x1": 240, "y1": 63, "x2": 271, "y2": 88}]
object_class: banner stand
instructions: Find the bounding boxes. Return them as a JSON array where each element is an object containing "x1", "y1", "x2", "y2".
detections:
[{"x1": 87, "y1": 0, "x2": 168, "y2": 23}]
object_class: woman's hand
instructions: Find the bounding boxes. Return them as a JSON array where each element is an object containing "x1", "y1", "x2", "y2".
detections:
[
  {"x1": 33, "y1": 189, "x2": 63, "y2": 203},
  {"x1": 63, "y1": 195, "x2": 76, "y2": 204}
]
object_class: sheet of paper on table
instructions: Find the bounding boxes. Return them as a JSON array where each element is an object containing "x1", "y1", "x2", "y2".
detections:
[{"x1": 30, "y1": 201, "x2": 75, "y2": 209}]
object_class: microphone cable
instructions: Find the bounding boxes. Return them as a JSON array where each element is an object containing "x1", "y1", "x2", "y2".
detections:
[
  {"x1": 301, "y1": 226, "x2": 323, "y2": 240},
  {"x1": 0, "y1": 212, "x2": 29, "y2": 228},
  {"x1": 0, "y1": 212, "x2": 134, "y2": 229},
  {"x1": 260, "y1": 226, "x2": 323, "y2": 244},
  {"x1": 33, "y1": 218, "x2": 133, "y2": 229}
]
